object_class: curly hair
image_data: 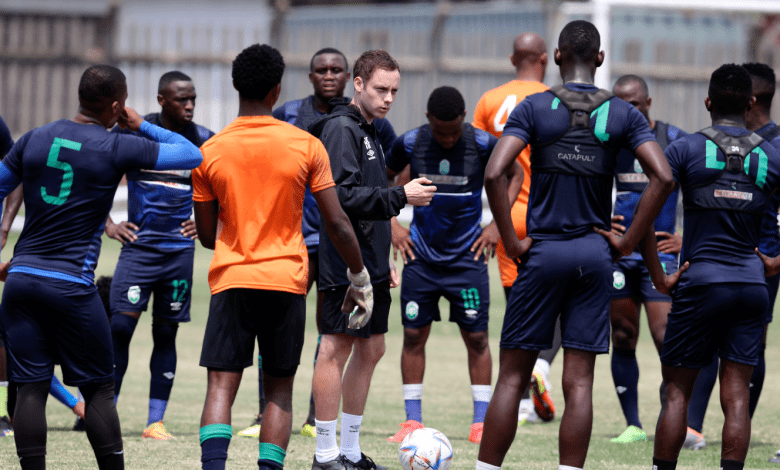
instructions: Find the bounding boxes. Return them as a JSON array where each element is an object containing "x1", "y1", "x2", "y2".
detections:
[
  {"x1": 558, "y1": 20, "x2": 600, "y2": 62},
  {"x1": 232, "y1": 44, "x2": 285, "y2": 101},
  {"x1": 78, "y1": 65, "x2": 127, "y2": 113},
  {"x1": 708, "y1": 64, "x2": 753, "y2": 116},
  {"x1": 427, "y1": 86, "x2": 465, "y2": 121},
  {"x1": 353, "y1": 49, "x2": 399, "y2": 84}
]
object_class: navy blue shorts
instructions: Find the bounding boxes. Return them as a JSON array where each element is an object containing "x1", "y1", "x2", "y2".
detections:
[
  {"x1": 1, "y1": 273, "x2": 113, "y2": 385},
  {"x1": 662, "y1": 283, "x2": 766, "y2": 368},
  {"x1": 501, "y1": 232, "x2": 611, "y2": 353},
  {"x1": 111, "y1": 244, "x2": 193, "y2": 322},
  {"x1": 612, "y1": 257, "x2": 676, "y2": 302},
  {"x1": 200, "y1": 289, "x2": 305, "y2": 377},
  {"x1": 400, "y1": 251, "x2": 489, "y2": 332},
  {"x1": 765, "y1": 272, "x2": 779, "y2": 324},
  {"x1": 321, "y1": 280, "x2": 391, "y2": 338}
]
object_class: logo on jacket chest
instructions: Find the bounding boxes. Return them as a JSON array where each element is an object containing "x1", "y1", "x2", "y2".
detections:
[{"x1": 363, "y1": 137, "x2": 376, "y2": 160}]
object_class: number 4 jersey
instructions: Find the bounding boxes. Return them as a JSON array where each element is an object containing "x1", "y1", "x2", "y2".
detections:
[{"x1": 2, "y1": 120, "x2": 158, "y2": 284}]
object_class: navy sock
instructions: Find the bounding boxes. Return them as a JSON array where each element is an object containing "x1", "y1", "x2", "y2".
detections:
[
  {"x1": 652, "y1": 457, "x2": 677, "y2": 470},
  {"x1": 200, "y1": 424, "x2": 232, "y2": 470},
  {"x1": 748, "y1": 345, "x2": 765, "y2": 419},
  {"x1": 149, "y1": 323, "x2": 178, "y2": 425},
  {"x1": 611, "y1": 349, "x2": 642, "y2": 428},
  {"x1": 720, "y1": 459, "x2": 744, "y2": 470},
  {"x1": 110, "y1": 314, "x2": 138, "y2": 399},
  {"x1": 687, "y1": 352, "x2": 718, "y2": 432}
]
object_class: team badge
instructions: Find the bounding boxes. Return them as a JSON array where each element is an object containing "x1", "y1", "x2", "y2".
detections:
[
  {"x1": 405, "y1": 301, "x2": 419, "y2": 320},
  {"x1": 613, "y1": 271, "x2": 626, "y2": 290},
  {"x1": 634, "y1": 159, "x2": 643, "y2": 173},
  {"x1": 439, "y1": 159, "x2": 450, "y2": 175},
  {"x1": 128, "y1": 286, "x2": 141, "y2": 304}
]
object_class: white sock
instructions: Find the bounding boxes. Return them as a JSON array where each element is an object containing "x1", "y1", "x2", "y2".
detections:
[
  {"x1": 340, "y1": 412, "x2": 363, "y2": 463},
  {"x1": 471, "y1": 385, "x2": 491, "y2": 402},
  {"x1": 402, "y1": 383, "x2": 423, "y2": 400},
  {"x1": 314, "y1": 418, "x2": 339, "y2": 463},
  {"x1": 559, "y1": 466, "x2": 582, "y2": 470},
  {"x1": 534, "y1": 358, "x2": 551, "y2": 385},
  {"x1": 476, "y1": 460, "x2": 501, "y2": 470},
  {"x1": 519, "y1": 398, "x2": 534, "y2": 415}
]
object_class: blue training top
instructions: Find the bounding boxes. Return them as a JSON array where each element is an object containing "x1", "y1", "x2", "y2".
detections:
[
  {"x1": 113, "y1": 113, "x2": 214, "y2": 251},
  {"x1": 387, "y1": 123, "x2": 497, "y2": 264},
  {"x1": 614, "y1": 121, "x2": 686, "y2": 262},
  {"x1": 503, "y1": 83, "x2": 655, "y2": 240},
  {"x1": 756, "y1": 121, "x2": 780, "y2": 257},
  {"x1": 273, "y1": 95, "x2": 397, "y2": 250},
  {"x1": 0, "y1": 119, "x2": 202, "y2": 286},
  {"x1": 666, "y1": 125, "x2": 780, "y2": 288}
]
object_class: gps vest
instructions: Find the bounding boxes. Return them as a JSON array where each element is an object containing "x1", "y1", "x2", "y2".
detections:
[
  {"x1": 411, "y1": 124, "x2": 482, "y2": 194},
  {"x1": 616, "y1": 121, "x2": 670, "y2": 193},
  {"x1": 683, "y1": 127, "x2": 768, "y2": 216},
  {"x1": 292, "y1": 97, "x2": 320, "y2": 131},
  {"x1": 531, "y1": 85, "x2": 615, "y2": 179}
]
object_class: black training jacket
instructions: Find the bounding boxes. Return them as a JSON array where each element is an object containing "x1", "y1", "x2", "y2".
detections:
[{"x1": 309, "y1": 99, "x2": 407, "y2": 288}]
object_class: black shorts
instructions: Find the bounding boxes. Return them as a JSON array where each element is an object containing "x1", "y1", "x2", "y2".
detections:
[
  {"x1": 199, "y1": 289, "x2": 305, "y2": 377},
  {"x1": 321, "y1": 280, "x2": 391, "y2": 338}
]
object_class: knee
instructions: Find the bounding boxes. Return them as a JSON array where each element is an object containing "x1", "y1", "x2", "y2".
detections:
[
  {"x1": 356, "y1": 337, "x2": 385, "y2": 365},
  {"x1": 464, "y1": 331, "x2": 489, "y2": 355},
  {"x1": 152, "y1": 322, "x2": 179, "y2": 347},
  {"x1": 111, "y1": 313, "x2": 138, "y2": 343},
  {"x1": 403, "y1": 328, "x2": 427, "y2": 352},
  {"x1": 611, "y1": 325, "x2": 635, "y2": 351}
]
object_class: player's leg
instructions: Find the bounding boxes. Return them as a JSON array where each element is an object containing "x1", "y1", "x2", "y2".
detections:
[
  {"x1": 750, "y1": 271, "x2": 777, "y2": 418},
  {"x1": 301, "y1": 252, "x2": 320, "y2": 437},
  {"x1": 397, "y1": 325, "x2": 430, "y2": 421},
  {"x1": 312, "y1": 333, "x2": 354, "y2": 466},
  {"x1": 653, "y1": 364, "x2": 700, "y2": 467},
  {"x1": 559, "y1": 348, "x2": 597, "y2": 468},
  {"x1": 0, "y1": 326, "x2": 12, "y2": 437},
  {"x1": 461, "y1": 328, "x2": 490, "y2": 443},
  {"x1": 683, "y1": 351, "x2": 717, "y2": 449},
  {"x1": 339, "y1": 281, "x2": 391, "y2": 468},
  {"x1": 198, "y1": 288, "x2": 259, "y2": 470},
  {"x1": 719, "y1": 359, "x2": 753, "y2": 466},
  {"x1": 645, "y1": 299, "x2": 672, "y2": 433}
]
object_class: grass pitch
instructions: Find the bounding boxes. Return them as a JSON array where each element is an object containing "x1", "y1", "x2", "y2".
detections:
[{"x1": 0, "y1": 233, "x2": 779, "y2": 469}]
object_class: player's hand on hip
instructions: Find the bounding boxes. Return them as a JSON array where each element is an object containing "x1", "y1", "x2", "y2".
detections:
[
  {"x1": 655, "y1": 261, "x2": 689, "y2": 295},
  {"x1": 181, "y1": 219, "x2": 198, "y2": 239},
  {"x1": 342, "y1": 267, "x2": 374, "y2": 329},
  {"x1": 404, "y1": 177, "x2": 437, "y2": 206},
  {"x1": 0, "y1": 261, "x2": 9, "y2": 282},
  {"x1": 505, "y1": 236, "x2": 533, "y2": 261},
  {"x1": 656, "y1": 231, "x2": 682, "y2": 254},
  {"x1": 610, "y1": 215, "x2": 626, "y2": 236},
  {"x1": 755, "y1": 248, "x2": 780, "y2": 277},
  {"x1": 389, "y1": 260, "x2": 400, "y2": 288},
  {"x1": 105, "y1": 220, "x2": 139, "y2": 244},
  {"x1": 391, "y1": 218, "x2": 415, "y2": 264},
  {"x1": 594, "y1": 226, "x2": 630, "y2": 262},
  {"x1": 471, "y1": 221, "x2": 499, "y2": 264},
  {"x1": 117, "y1": 107, "x2": 144, "y2": 132}
]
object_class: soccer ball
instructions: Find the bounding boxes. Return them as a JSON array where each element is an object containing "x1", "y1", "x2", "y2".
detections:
[{"x1": 398, "y1": 427, "x2": 453, "y2": 470}]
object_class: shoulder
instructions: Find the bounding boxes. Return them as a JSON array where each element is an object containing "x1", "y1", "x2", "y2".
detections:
[
  {"x1": 273, "y1": 98, "x2": 304, "y2": 120},
  {"x1": 472, "y1": 126, "x2": 494, "y2": 152},
  {"x1": 401, "y1": 127, "x2": 421, "y2": 151},
  {"x1": 194, "y1": 123, "x2": 216, "y2": 142}
]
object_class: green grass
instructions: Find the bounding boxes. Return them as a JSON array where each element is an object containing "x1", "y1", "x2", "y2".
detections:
[{"x1": 0, "y1": 232, "x2": 779, "y2": 469}]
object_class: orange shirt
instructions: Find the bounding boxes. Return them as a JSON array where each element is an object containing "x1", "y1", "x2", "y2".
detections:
[
  {"x1": 192, "y1": 116, "x2": 335, "y2": 295},
  {"x1": 472, "y1": 79, "x2": 548, "y2": 238}
]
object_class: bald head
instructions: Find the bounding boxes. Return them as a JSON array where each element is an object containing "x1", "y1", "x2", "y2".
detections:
[{"x1": 511, "y1": 32, "x2": 547, "y2": 81}]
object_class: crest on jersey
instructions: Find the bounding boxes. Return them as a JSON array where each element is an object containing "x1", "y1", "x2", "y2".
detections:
[
  {"x1": 613, "y1": 271, "x2": 626, "y2": 290},
  {"x1": 405, "y1": 301, "x2": 419, "y2": 320},
  {"x1": 128, "y1": 286, "x2": 141, "y2": 304},
  {"x1": 439, "y1": 159, "x2": 450, "y2": 175},
  {"x1": 634, "y1": 159, "x2": 643, "y2": 173}
]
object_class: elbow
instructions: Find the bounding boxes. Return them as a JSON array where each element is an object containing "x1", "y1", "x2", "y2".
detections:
[{"x1": 198, "y1": 237, "x2": 215, "y2": 250}]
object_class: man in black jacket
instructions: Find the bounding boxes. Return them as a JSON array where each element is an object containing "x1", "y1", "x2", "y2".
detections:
[{"x1": 308, "y1": 49, "x2": 436, "y2": 470}]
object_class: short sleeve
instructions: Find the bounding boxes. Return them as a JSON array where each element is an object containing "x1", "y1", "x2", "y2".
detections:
[
  {"x1": 386, "y1": 132, "x2": 411, "y2": 173},
  {"x1": 664, "y1": 139, "x2": 685, "y2": 184},
  {"x1": 192, "y1": 149, "x2": 215, "y2": 202},
  {"x1": 501, "y1": 98, "x2": 534, "y2": 144},
  {"x1": 621, "y1": 104, "x2": 654, "y2": 151},
  {"x1": 113, "y1": 133, "x2": 159, "y2": 173},
  {"x1": 308, "y1": 138, "x2": 335, "y2": 193},
  {"x1": 472, "y1": 94, "x2": 490, "y2": 132},
  {"x1": 2, "y1": 131, "x2": 30, "y2": 178}
]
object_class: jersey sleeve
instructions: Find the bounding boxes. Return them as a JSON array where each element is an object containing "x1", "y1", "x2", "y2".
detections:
[
  {"x1": 621, "y1": 104, "x2": 655, "y2": 151},
  {"x1": 192, "y1": 150, "x2": 215, "y2": 202},
  {"x1": 664, "y1": 139, "x2": 686, "y2": 184},
  {"x1": 308, "y1": 139, "x2": 335, "y2": 193},
  {"x1": 501, "y1": 97, "x2": 535, "y2": 144},
  {"x1": 112, "y1": 133, "x2": 159, "y2": 173},
  {"x1": 2, "y1": 131, "x2": 30, "y2": 178},
  {"x1": 472, "y1": 94, "x2": 490, "y2": 132},
  {"x1": 476, "y1": 131, "x2": 498, "y2": 163},
  {"x1": 386, "y1": 132, "x2": 411, "y2": 173},
  {"x1": 0, "y1": 116, "x2": 14, "y2": 156}
]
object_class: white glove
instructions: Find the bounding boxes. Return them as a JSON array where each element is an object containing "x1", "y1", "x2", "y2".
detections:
[{"x1": 342, "y1": 267, "x2": 374, "y2": 329}]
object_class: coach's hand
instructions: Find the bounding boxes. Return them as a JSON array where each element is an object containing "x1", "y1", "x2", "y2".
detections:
[
  {"x1": 106, "y1": 219, "x2": 138, "y2": 244},
  {"x1": 391, "y1": 217, "x2": 415, "y2": 264},
  {"x1": 611, "y1": 215, "x2": 626, "y2": 236},
  {"x1": 654, "y1": 261, "x2": 689, "y2": 296},
  {"x1": 0, "y1": 261, "x2": 8, "y2": 282},
  {"x1": 657, "y1": 231, "x2": 682, "y2": 254},
  {"x1": 343, "y1": 267, "x2": 374, "y2": 329},
  {"x1": 756, "y1": 248, "x2": 780, "y2": 277},
  {"x1": 404, "y1": 177, "x2": 437, "y2": 206},
  {"x1": 471, "y1": 221, "x2": 499, "y2": 264},
  {"x1": 181, "y1": 219, "x2": 198, "y2": 240}
]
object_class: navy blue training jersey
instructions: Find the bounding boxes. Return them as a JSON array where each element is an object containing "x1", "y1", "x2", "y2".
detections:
[
  {"x1": 273, "y1": 95, "x2": 397, "y2": 249},
  {"x1": 756, "y1": 121, "x2": 780, "y2": 256},
  {"x1": 614, "y1": 122, "x2": 686, "y2": 262},
  {"x1": 114, "y1": 113, "x2": 214, "y2": 251},
  {"x1": 387, "y1": 123, "x2": 497, "y2": 263},
  {"x1": 4, "y1": 120, "x2": 158, "y2": 285},
  {"x1": 0, "y1": 115, "x2": 13, "y2": 156},
  {"x1": 666, "y1": 125, "x2": 780, "y2": 288},
  {"x1": 503, "y1": 83, "x2": 654, "y2": 240}
]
